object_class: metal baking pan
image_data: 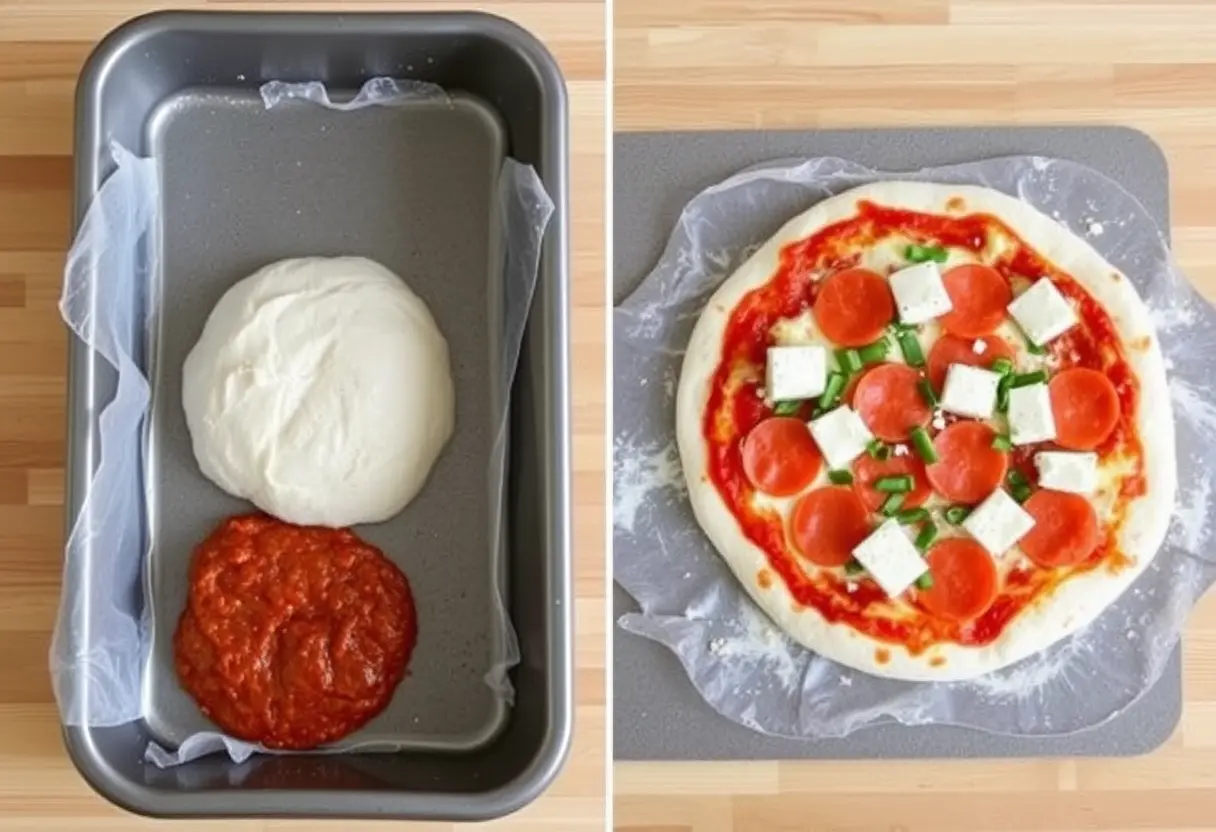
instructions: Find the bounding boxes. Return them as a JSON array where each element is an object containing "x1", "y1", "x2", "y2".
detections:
[{"x1": 64, "y1": 10, "x2": 570, "y2": 820}]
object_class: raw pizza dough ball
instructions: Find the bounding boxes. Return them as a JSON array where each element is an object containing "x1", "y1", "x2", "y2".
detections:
[{"x1": 182, "y1": 256, "x2": 455, "y2": 528}]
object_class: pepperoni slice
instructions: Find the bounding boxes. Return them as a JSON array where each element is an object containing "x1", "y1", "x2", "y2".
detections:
[
  {"x1": 925, "y1": 421, "x2": 1009, "y2": 504},
  {"x1": 852, "y1": 452, "x2": 932, "y2": 512},
  {"x1": 939, "y1": 264, "x2": 1013, "y2": 338},
  {"x1": 790, "y1": 486, "x2": 872, "y2": 567},
  {"x1": 1049, "y1": 368, "x2": 1120, "y2": 450},
  {"x1": 740, "y1": 417, "x2": 823, "y2": 497},
  {"x1": 919, "y1": 538, "x2": 999, "y2": 622},
  {"x1": 926, "y1": 333, "x2": 1016, "y2": 392},
  {"x1": 851, "y1": 363, "x2": 933, "y2": 442},
  {"x1": 812, "y1": 268, "x2": 895, "y2": 348},
  {"x1": 1019, "y1": 490, "x2": 1101, "y2": 568}
]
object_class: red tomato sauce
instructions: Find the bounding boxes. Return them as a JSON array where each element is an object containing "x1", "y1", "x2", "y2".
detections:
[
  {"x1": 174, "y1": 514, "x2": 417, "y2": 749},
  {"x1": 702, "y1": 201, "x2": 1144, "y2": 652}
]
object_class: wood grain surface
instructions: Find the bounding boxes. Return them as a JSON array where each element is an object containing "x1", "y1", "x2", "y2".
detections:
[
  {"x1": 615, "y1": 2, "x2": 1216, "y2": 831},
  {"x1": 0, "y1": 1, "x2": 605, "y2": 830}
]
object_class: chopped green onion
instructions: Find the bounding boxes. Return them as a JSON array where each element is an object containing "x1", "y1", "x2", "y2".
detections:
[
  {"x1": 906, "y1": 244, "x2": 949, "y2": 264},
  {"x1": 897, "y1": 331, "x2": 926, "y2": 367},
  {"x1": 1011, "y1": 483, "x2": 1032, "y2": 503},
  {"x1": 914, "y1": 523, "x2": 939, "y2": 551},
  {"x1": 828, "y1": 469, "x2": 854, "y2": 486},
  {"x1": 875, "y1": 475, "x2": 914, "y2": 493},
  {"x1": 772, "y1": 400, "x2": 802, "y2": 416},
  {"x1": 889, "y1": 321, "x2": 918, "y2": 335},
  {"x1": 866, "y1": 438, "x2": 890, "y2": 460},
  {"x1": 881, "y1": 492, "x2": 906, "y2": 516},
  {"x1": 991, "y1": 357, "x2": 1015, "y2": 376},
  {"x1": 992, "y1": 434, "x2": 1013, "y2": 452},
  {"x1": 897, "y1": 507, "x2": 930, "y2": 525},
  {"x1": 996, "y1": 375, "x2": 1012, "y2": 413},
  {"x1": 944, "y1": 505, "x2": 971, "y2": 525},
  {"x1": 917, "y1": 377, "x2": 938, "y2": 407},
  {"x1": 1007, "y1": 469, "x2": 1028, "y2": 487},
  {"x1": 858, "y1": 339, "x2": 890, "y2": 364},
  {"x1": 1011, "y1": 370, "x2": 1048, "y2": 389},
  {"x1": 844, "y1": 559, "x2": 866, "y2": 576},
  {"x1": 837, "y1": 348, "x2": 863, "y2": 374},
  {"x1": 910, "y1": 426, "x2": 938, "y2": 463},
  {"x1": 915, "y1": 572, "x2": 935, "y2": 590},
  {"x1": 819, "y1": 371, "x2": 846, "y2": 410}
]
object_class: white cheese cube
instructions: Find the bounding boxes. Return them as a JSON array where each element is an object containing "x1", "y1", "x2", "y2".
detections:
[
  {"x1": 888, "y1": 262, "x2": 954, "y2": 325},
  {"x1": 766, "y1": 345, "x2": 827, "y2": 402},
  {"x1": 940, "y1": 364, "x2": 1001, "y2": 420},
  {"x1": 851, "y1": 519, "x2": 928, "y2": 598},
  {"x1": 809, "y1": 405, "x2": 874, "y2": 469},
  {"x1": 1007, "y1": 382, "x2": 1057, "y2": 445},
  {"x1": 1035, "y1": 451, "x2": 1099, "y2": 495},
  {"x1": 1007, "y1": 278, "x2": 1078, "y2": 346},
  {"x1": 963, "y1": 489, "x2": 1036, "y2": 557}
]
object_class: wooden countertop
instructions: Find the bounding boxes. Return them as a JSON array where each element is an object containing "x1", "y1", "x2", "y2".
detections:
[
  {"x1": 0, "y1": 1, "x2": 604, "y2": 830},
  {"x1": 616, "y1": 2, "x2": 1216, "y2": 830}
]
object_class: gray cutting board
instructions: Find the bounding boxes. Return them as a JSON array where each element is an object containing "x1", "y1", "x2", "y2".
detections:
[{"x1": 613, "y1": 126, "x2": 1181, "y2": 761}]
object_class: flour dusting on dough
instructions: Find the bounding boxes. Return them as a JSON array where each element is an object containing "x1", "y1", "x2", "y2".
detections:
[{"x1": 613, "y1": 435, "x2": 684, "y2": 534}]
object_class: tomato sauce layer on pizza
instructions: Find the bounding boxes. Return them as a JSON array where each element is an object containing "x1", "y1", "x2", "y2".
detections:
[{"x1": 676, "y1": 181, "x2": 1175, "y2": 681}]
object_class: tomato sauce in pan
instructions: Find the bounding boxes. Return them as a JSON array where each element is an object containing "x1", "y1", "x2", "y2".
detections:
[{"x1": 174, "y1": 514, "x2": 416, "y2": 749}]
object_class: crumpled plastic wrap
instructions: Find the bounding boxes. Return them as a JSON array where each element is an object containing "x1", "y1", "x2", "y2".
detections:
[
  {"x1": 260, "y1": 76, "x2": 447, "y2": 110},
  {"x1": 51, "y1": 78, "x2": 553, "y2": 766},
  {"x1": 613, "y1": 155, "x2": 1216, "y2": 739},
  {"x1": 51, "y1": 143, "x2": 159, "y2": 731}
]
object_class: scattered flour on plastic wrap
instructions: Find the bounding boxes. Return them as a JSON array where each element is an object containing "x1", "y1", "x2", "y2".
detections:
[
  {"x1": 614, "y1": 155, "x2": 1216, "y2": 739},
  {"x1": 613, "y1": 436, "x2": 683, "y2": 535},
  {"x1": 52, "y1": 77, "x2": 555, "y2": 767}
]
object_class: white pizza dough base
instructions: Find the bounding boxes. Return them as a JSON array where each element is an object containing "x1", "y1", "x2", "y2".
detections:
[
  {"x1": 676, "y1": 181, "x2": 1176, "y2": 682},
  {"x1": 182, "y1": 256, "x2": 455, "y2": 528}
]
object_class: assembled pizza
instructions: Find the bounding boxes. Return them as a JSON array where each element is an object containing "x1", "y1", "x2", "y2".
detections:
[{"x1": 676, "y1": 181, "x2": 1175, "y2": 681}]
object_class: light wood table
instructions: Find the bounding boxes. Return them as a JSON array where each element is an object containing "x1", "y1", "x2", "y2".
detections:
[
  {"x1": 615, "y1": 2, "x2": 1216, "y2": 830},
  {"x1": 0, "y1": 1, "x2": 605, "y2": 830}
]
